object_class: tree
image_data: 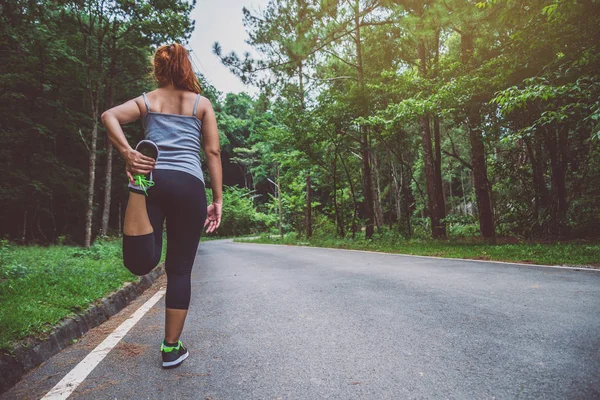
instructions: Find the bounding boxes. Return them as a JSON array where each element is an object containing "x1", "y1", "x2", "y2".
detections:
[{"x1": 62, "y1": 0, "x2": 195, "y2": 246}]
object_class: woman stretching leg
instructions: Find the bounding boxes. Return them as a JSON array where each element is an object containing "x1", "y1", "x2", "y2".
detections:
[{"x1": 101, "y1": 43, "x2": 222, "y2": 368}]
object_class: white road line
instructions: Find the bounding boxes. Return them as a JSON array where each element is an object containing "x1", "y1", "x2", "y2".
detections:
[
  {"x1": 233, "y1": 241, "x2": 600, "y2": 272},
  {"x1": 41, "y1": 289, "x2": 166, "y2": 400}
]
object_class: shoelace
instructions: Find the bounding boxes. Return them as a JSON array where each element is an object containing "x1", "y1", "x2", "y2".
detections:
[{"x1": 133, "y1": 174, "x2": 155, "y2": 196}]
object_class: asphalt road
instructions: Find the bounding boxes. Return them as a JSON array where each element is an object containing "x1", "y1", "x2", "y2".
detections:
[{"x1": 4, "y1": 239, "x2": 600, "y2": 399}]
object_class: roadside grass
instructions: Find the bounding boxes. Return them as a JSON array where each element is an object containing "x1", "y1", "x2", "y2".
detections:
[
  {"x1": 0, "y1": 236, "x2": 166, "y2": 353},
  {"x1": 0, "y1": 232, "x2": 252, "y2": 352},
  {"x1": 201, "y1": 233, "x2": 259, "y2": 241},
  {"x1": 235, "y1": 233, "x2": 600, "y2": 267}
]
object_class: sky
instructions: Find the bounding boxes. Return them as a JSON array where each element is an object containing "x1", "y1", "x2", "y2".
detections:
[{"x1": 188, "y1": 0, "x2": 269, "y2": 96}]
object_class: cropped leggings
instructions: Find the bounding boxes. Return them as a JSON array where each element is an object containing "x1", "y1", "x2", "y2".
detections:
[{"x1": 122, "y1": 169, "x2": 207, "y2": 310}]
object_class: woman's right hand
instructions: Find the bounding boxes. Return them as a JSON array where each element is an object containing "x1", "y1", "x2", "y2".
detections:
[
  {"x1": 204, "y1": 201, "x2": 222, "y2": 233},
  {"x1": 125, "y1": 148, "x2": 156, "y2": 184}
]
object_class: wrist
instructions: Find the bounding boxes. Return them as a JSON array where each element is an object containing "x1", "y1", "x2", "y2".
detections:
[
  {"x1": 213, "y1": 199, "x2": 223, "y2": 204},
  {"x1": 121, "y1": 145, "x2": 134, "y2": 159}
]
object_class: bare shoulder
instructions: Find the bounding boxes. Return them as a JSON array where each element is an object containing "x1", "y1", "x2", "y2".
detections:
[
  {"x1": 197, "y1": 95, "x2": 214, "y2": 109},
  {"x1": 196, "y1": 96, "x2": 215, "y2": 119},
  {"x1": 132, "y1": 95, "x2": 146, "y2": 113},
  {"x1": 129, "y1": 91, "x2": 154, "y2": 115},
  {"x1": 101, "y1": 94, "x2": 145, "y2": 124},
  {"x1": 142, "y1": 89, "x2": 161, "y2": 104}
]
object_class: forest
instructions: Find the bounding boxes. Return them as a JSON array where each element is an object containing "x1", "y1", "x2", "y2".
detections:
[{"x1": 1, "y1": 0, "x2": 599, "y2": 247}]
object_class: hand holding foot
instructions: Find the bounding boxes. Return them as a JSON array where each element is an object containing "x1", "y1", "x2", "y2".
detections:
[{"x1": 126, "y1": 148, "x2": 156, "y2": 184}]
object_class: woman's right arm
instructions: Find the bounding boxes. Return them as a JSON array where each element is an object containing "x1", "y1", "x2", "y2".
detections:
[{"x1": 101, "y1": 98, "x2": 156, "y2": 183}]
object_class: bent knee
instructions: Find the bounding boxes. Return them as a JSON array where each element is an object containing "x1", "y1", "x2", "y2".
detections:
[{"x1": 123, "y1": 254, "x2": 160, "y2": 276}]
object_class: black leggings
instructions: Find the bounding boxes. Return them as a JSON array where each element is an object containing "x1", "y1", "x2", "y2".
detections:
[{"x1": 122, "y1": 169, "x2": 207, "y2": 310}]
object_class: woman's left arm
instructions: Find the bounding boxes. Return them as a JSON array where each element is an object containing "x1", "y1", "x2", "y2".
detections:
[{"x1": 101, "y1": 98, "x2": 155, "y2": 183}]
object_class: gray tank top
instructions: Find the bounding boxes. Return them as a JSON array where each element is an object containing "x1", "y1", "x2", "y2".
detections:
[{"x1": 142, "y1": 92, "x2": 205, "y2": 185}]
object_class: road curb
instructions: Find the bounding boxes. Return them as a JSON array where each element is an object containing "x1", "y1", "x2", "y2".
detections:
[{"x1": 0, "y1": 265, "x2": 165, "y2": 395}]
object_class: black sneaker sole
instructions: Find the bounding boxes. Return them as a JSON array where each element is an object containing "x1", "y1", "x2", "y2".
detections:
[
  {"x1": 136, "y1": 140, "x2": 159, "y2": 160},
  {"x1": 162, "y1": 350, "x2": 189, "y2": 369}
]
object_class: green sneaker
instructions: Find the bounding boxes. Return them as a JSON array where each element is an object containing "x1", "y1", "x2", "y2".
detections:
[
  {"x1": 128, "y1": 140, "x2": 159, "y2": 196},
  {"x1": 161, "y1": 340, "x2": 189, "y2": 369}
]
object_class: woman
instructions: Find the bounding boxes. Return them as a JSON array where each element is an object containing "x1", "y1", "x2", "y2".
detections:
[{"x1": 101, "y1": 43, "x2": 222, "y2": 369}]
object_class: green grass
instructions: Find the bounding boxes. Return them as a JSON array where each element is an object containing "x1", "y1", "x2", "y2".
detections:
[
  {"x1": 0, "y1": 232, "x2": 251, "y2": 352},
  {"x1": 200, "y1": 233, "x2": 259, "y2": 241},
  {"x1": 235, "y1": 233, "x2": 600, "y2": 267},
  {"x1": 0, "y1": 231, "x2": 251, "y2": 352},
  {"x1": 0, "y1": 236, "x2": 166, "y2": 353}
]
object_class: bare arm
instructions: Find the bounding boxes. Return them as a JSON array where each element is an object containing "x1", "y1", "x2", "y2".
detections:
[
  {"x1": 200, "y1": 97, "x2": 223, "y2": 233},
  {"x1": 201, "y1": 98, "x2": 223, "y2": 204},
  {"x1": 101, "y1": 97, "x2": 156, "y2": 183}
]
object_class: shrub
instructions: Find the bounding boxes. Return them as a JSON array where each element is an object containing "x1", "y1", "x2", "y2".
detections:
[
  {"x1": 311, "y1": 214, "x2": 338, "y2": 240},
  {"x1": 207, "y1": 185, "x2": 275, "y2": 236}
]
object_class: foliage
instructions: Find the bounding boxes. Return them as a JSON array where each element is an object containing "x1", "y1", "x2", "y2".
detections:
[
  {"x1": 214, "y1": 0, "x2": 600, "y2": 242},
  {"x1": 206, "y1": 186, "x2": 275, "y2": 237},
  {"x1": 0, "y1": 0, "x2": 195, "y2": 245}
]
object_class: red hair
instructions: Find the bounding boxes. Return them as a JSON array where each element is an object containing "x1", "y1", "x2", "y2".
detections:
[{"x1": 153, "y1": 43, "x2": 202, "y2": 93}]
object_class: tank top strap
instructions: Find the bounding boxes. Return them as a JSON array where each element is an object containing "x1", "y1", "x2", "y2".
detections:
[
  {"x1": 142, "y1": 92, "x2": 151, "y2": 112},
  {"x1": 192, "y1": 94, "x2": 201, "y2": 117}
]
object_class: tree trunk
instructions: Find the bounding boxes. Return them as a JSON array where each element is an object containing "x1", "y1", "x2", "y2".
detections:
[
  {"x1": 355, "y1": 0, "x2": 374, "y2": 239},
  {"x1": 278, "y1": 164, "x2": 283, "y2": 240},
  {"x1": 332, "y1": 147, "x2": 345, "y2": 237},
  {"x1": 339, "y1": 152, "x2": 358, "y2": 239},
  {"x1": 557, "y1": 125, "x2": 569, "y2": 234},
  {"x1": 525, "y1": 135, "x2": 550, "y2": 232},
  {"x1": 469, "y1": 117, "x2": 496, "y2": 241},
  {"x1": 100, "y1": 141, "x2": 113, "y2": 237},
  {"x1": 49, "y1": 190, "x2": 57, "y2": 243},
  {"x1": 385, "y1": 135, "x2": 415, "y2": 238},
  {"x1": 433, "y1": 115, "x2": 446, "y2": 225},
  {"x1": 21, "y1": 210, "x2": 27, "y2": 244},
  {"x1": 391, "y1": 159, "x2": 402, "y2": 224},
  {"x1": 545, "y1": 125, "x2": 569, "y2": 238},
  {"x1": 459, "y1": 172, "x2": 465, "y2": 215},
  {"x1": 84, "y1": 106, "x2": 99, "y2": 248},
  {"x1": 306, "y1": 173, "x2": 312, "y2": 239},
  {"x1": 420, "y1": 115, "x2": 445, "y2": 238},
  {"x1": 400, "y1": 163, "x2": 413, "y2": 238},
  {"x1": 100, "y1": 79, "x2": 114, "y2": 237},
  {"x1": 298, "y1": 62, "x2": 312, "y2": 240},
  {"x1": 391, "y1": 158, "x2": 411, "y2": 237},
  {"x1": 448, "y1": 170, "x2": 453, "y2": 202},
  {"x1": 361, "y1": 135, "x2": 375, "y2": 238},
  {"x1": 432, "y1": 30, "x2": 447, "y2": 237},
  {"x1": 462, "y1": 31, "x2": 495, "y2": 241},
  {"x1": 388, "y1": 166, "x2": 394, "y2": 230},
  {"x1": 371, "y1": 150, "x2": 384, "y2": 229},
  {"x1": 417, "y1": 31, "x2": 446, "y2": 239}
]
